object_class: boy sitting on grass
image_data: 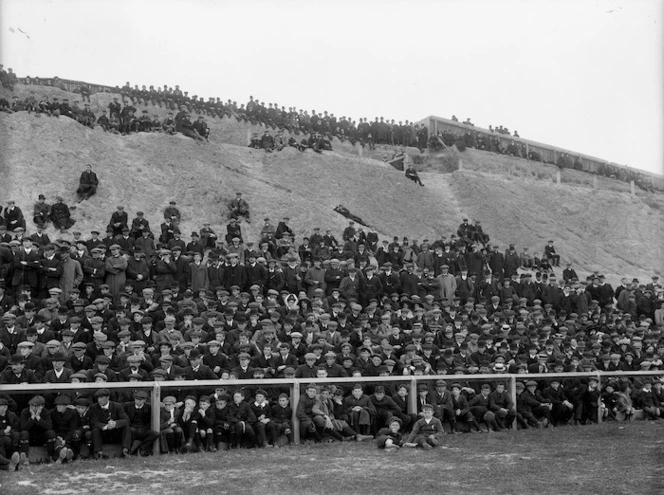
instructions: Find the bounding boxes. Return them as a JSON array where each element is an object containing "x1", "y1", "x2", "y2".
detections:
[
  {"x1": 403, "y1": 404, "x2": 444, "y2": 450},
  {"x1": 270, "y1": 393, "x2": 293, "y2": 446},
  {"x1": 376, "y1": 416, "x2": 403, "y2": 452}
]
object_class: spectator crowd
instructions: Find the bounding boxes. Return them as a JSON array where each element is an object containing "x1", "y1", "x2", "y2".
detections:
[
  {"x1": 0, "y1": 70, "x2": 662, "y2": 471},
  {"x1": 0, "y1": 189, "x2": 662, "y2": 471},
  {"x1": 7, "y1": 75, "x2": 432, "y2": 149}
]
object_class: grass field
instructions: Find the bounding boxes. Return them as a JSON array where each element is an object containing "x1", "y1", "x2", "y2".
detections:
[{"x1": 2, "y1": 421, "x2": 662, "y2": 495}]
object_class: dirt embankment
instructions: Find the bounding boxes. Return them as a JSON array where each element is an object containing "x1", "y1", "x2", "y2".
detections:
[{"x1": 1, "y1": 83, "x2": 662, "y2": 284}]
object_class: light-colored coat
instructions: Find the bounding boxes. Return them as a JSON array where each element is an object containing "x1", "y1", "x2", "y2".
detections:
[
  {"x1": 59, "y1": 257, "x2": 83, "y2": 301},
  {"x1": 437, "y1": 272, "x2": 457, "y2": 303},
  {"x1": 105, "y1": 254, "x2": 127, "y2": 300}
]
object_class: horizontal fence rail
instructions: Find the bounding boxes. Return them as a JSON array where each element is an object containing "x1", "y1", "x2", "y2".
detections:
[{"x1": 2, "y1": 371, "x2": 662, "y2": 449}]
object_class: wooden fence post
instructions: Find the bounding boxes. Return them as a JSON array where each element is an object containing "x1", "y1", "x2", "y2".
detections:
[
  {"x1": 596, "y1": 373, "x2": 603, "y2": 424},
  {"x1": 408, "y1": 377, "x2": 418, "y2": 414},
  {"x1": 292, "y1": 381, "x2": 301, "y2": 445},
  {"x1": 510, "y1": 375, "x2": 518, "y2": 429},
  {"x1": 151, "y1": 382, "x2": 161, "y2": 454}
]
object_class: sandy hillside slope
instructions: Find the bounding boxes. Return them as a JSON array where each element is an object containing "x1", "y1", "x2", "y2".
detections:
[
  {"x1": 1, "y1": 84, "x2": 662, "y2": 285},
  {"x1": 0, "y1": 111, "x2": 461, "y2": 244}
]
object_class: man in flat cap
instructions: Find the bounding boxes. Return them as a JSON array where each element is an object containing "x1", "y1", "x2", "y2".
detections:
[
  {"x1": 125, "y1": 391, "x2": 159, "y2": 456},
  {"x1": 59, "y1": 246, "x2": 83, "y2": 300},
  {"x1": 19, "y1": 395, "x2": 56, "y2": 465},
  {"x1": 76, "y1": 164, "x2": 99, "y2": 202},
  {"x1": 89, "y1": 389, "x2": 131, "y2": 459},
  {"x1": 32, "y1": 194, "x2": 51, "y2": 229},
  {"x1": 0, "y1": 396, "x2": 21, "y2": 470},
  {"x1": 105, "y1": 244, "x2": 127, "y2": 302},
  {"x1": 4, "y1": 200, "x2": 26, "y2": 232},
  {"x1": 516, "y1": 381, "x2": 552, "y2": 428},
  {"x1": 11, "y1": 237, "x2": 41, "y2": 297},
  {"x1": 1, "y1": 354, "x2": 40, "y2": 388},
  {"x1": 51, "y1": 395, "x2": 77, "y2": 463},
  {"x1": 159, "y1": 396, "x2": 183, "y2": 454},
  {"x1": 39, "y1": 244, "x2": 63, "y2": 298},
  {"x1": 108, "y1": 206, "x2": 128, "y2": 237},
  {"x1": 228, "y1": 192, "x2": 250, "y2": 222}
]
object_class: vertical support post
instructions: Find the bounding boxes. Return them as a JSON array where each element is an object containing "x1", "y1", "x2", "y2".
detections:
[
  {"x1": 510, "y1": 375, "x2": 517, "y2": 429},
  {"x1": 246, "y1": 128, "x2": 252, "y2": 146},
  {"x1": 458, "y1": 159, "x2": 463, "y2": 171},
  {"x1": 630, "y1": 180, "x2": 635, "y2": 195},
  {"x1": 593, "y1": 176, "x2": 598, "y2": 189},
  {"x1": 556, "y1": 170, "x2": 561, "y2": 186},
  {"x1": 151, "y1": 382, "x2": 161, "y2": 454},
  {"x1": 358, "y1": 145, "x2": 363, "y2": 157},
  {"x1": 596, "y1": 373, "x2": 603, "y2": 424},
  {"x1": 408, "y1": 377, "x2": 417, "y2": 414},
  {"x1": 291, "y1": 381, "x2": 300, "y2": 445}
]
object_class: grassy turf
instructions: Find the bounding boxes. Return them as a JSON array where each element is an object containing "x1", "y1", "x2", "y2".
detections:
[{"x1": 2, "y1": 421, "x2": 662, "y2": 495}]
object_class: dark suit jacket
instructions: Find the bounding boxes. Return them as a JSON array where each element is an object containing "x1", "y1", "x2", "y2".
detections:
[
  {"x1": 124, "y1": 403, "x2": 153, "y2": 429},
  {"x1": 12, "y1": 248, "x2": 42, "y2": 287},
  {"x1": 90, "y1": 401, "x2": 130, "y2": 429},
  {"x1": 40, "y1": 256, "x2": 63, "y2": 289},
  {"x1": 19, "y1": 407, "x2": 53, "y2": 431},
  {"x1": 184, "y1": 364, "x2": 218, "y2": 381},
  {"x1": 44, "y1": 368, "x2": 73, "y2": 383},
  {"x1": 118, "y1": 367, "x2": 150, "y2": 382},
  {"x1": 80, "y1": 171, "x2": 99, "y2": 187},
  {"x1": 527, "y1": 363, "x2": 549, "y2": 374},
  {"x1": 160, "y1": 407, "x2": 182, "y2": 429}
]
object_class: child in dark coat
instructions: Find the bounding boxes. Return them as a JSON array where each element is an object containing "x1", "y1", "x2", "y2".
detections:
[{"x1": 376, "y1": 416, "x2": 403, "y2": 452}]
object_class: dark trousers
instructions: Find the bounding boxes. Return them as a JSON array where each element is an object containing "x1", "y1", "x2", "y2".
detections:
[
  {"x1": 19, "y1": 427, "x2": 56, "y2": 456},
  {"x1": 72, "y1": 428, "x2": 92, "y2": 457},
  {"x1": 451, "y1": 411, "x2": 479, "y2": 432},
  {"x1": 0, "y1": 436, "x2": 14, "y2": 469},
  {"x1": 213, "y1": 424, "x2": 232, "y2": 445},
  {"x1": 231, "y1": 422, "x2": 256, "y2": 448},
  {"x1": 272, "y1": 420, "x2": 293, "y2": 444},
  {"x1": 575, "y1": 403, "x2": 597, "y2": 424},
  {"x1": 435, "y1": 407, "x2": 455, "y2": 430},
  {"x1": 494, "y1": 409, "x2": 517, "y2": 429},
  {"x1": 551, "y1": 404, "x2": 573, "y2": 426},
  {"x1": 160, "y1": 427, "x2": 183, "y2": 453},
  {"x1": 130, "y1": 427, "x2": 159, "y2": 454},
  {"x1": 253, "y1": 421, "x2": 277, "y2": 446},
  {"x1": 91, "y1": 425, "x2": 131, "y2": 454}
]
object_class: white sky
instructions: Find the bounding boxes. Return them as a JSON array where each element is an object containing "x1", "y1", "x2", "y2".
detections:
[{"x1": 1, "y1": 0, "x2": 662, "y2": 175}]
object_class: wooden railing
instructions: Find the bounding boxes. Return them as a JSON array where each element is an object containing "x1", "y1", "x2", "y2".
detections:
[{"x1": 2, "y1": 370, "x2": 662, "y2": 451}]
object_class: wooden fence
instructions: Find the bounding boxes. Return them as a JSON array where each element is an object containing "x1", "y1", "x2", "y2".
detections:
[{"x1": 2, "y1": 370, "x2": 662, "y2": 452}]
